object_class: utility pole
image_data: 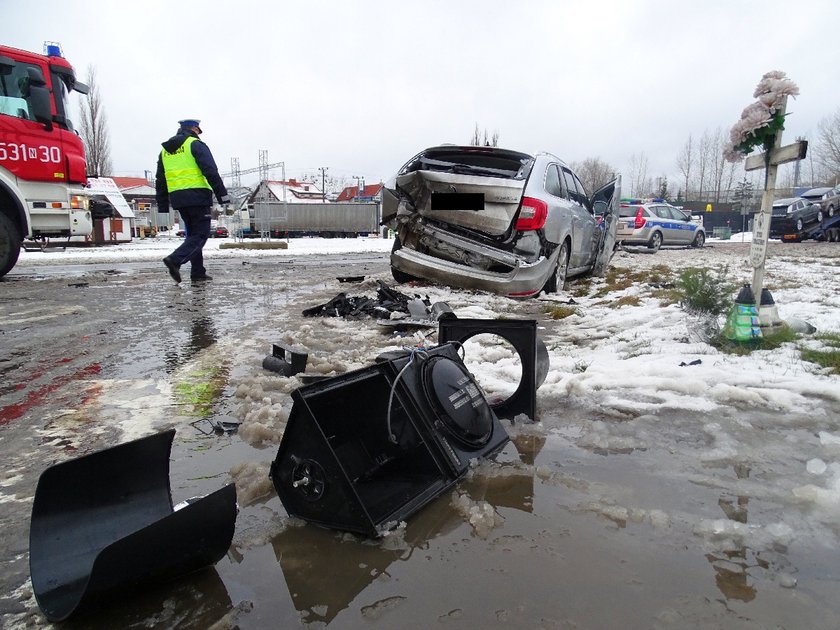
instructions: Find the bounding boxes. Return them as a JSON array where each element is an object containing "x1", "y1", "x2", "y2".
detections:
[{"x1": 318, "y1": 167, "x2": 328, "y2": 202}]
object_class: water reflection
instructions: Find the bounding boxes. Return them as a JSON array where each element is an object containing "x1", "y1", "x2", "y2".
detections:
[
  {"x1": 271, "y1": 497, "x2": 461, "y2": 624},
  {"x1": 462, "y1": 435, "x2": 546, "y2": 513},
  {"x1": 164, "y1": 286, "x2": 218, "y2": 374},
  {"x1": 61, "y1": 568, "x2": 232, "y2": 629},
  {"x1": 270, "y1": 434, "x2": 544, "y2": 623},
  {"x1": 706, "y1": 464, "x2": 757, "y2": 603}
]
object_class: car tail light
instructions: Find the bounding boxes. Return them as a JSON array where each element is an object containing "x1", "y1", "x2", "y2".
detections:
[
  {"x1": 634, "y1": 208, "x2": 646, "y2": 229},
  {"x1": 516, "y1": 197, "x2": 548, "y2": 231}
]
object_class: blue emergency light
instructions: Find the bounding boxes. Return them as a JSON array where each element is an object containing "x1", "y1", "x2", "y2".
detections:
[{"x1": 44, "y1": 42, "x2": 63, "y2": 57}]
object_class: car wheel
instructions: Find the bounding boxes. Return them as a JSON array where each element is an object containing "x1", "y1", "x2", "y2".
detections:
[
  {"x1": 796, "y1": 218, "x2": 804, "y2": 232},
  {"x1": 817, "y1": 210, "x2": 824, "y2": 223},
  {"x1": 648, "y1": 231, "x2": 662, "y2": 252},
  {"x1": 829, "y1": 205, "x2": 836, "y2": 218},
  {"x1": 390, "y1": 236, "x2": 420, "y2": 284},
  {"x1": 691, "y1": 231, "x2": 705, "y2": 248},
  {"x1": 544, "y1": 241, "x2": 569, "y2": 293}
]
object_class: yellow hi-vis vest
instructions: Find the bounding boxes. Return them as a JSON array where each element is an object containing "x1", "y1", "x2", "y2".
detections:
[{"x1": 160, "y1": 137, "x2": 211, "y2": 192}]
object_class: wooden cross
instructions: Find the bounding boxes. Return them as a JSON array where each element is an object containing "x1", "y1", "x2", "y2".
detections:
[{"x1": 742, "y1": 97, "x2": 808, "y2": 322}]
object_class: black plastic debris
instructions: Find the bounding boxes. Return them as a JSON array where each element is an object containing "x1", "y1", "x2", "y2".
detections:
[
  {"x1": 29, "y1": 430, "x2": 237, "y2": 622},
  {"x1": 301, "y1": 280, "x2": 426, "y2": 320},
  {"x1": 439, "y1": 319, "x2": 549, "y2": 421},
  {"x1": 337, "y1": 275, "x2": 365, "y2": 283},
  {"x1": 262, "y1": 342, "x2": 308, "y2": 376},
  {"x1": 269, "y1": 343, "x2": 509, "y2": 537},
  {"x1": 190, "y1": 417, "x2": 242, "y2": 435},
  {"x1": 679, "y1": 359, "x2": 703, "y2": 367}
]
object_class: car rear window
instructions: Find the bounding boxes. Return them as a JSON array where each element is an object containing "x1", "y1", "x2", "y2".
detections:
[
  {"x1": 400, "y1": 148, "x2": 533, "y2": 179},
  {"x1": 619, "y1": 205, "x2": 641, "y2": 218}
]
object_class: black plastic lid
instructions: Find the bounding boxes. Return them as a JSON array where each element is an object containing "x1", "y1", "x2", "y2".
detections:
[
  {"x1": 425, "y1": 358, "x2": 493, "y2": 448},
  {"x1": 735, "y1": 284, "x2": 756, "y2": 305}
]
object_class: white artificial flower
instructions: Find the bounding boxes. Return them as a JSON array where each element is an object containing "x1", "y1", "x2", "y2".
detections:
[
  {"x1": 723, "y1": 145, "x2": 744, "y2": 164},
  {"x1": 762, "y1": 70, "x2": 787, "y2": 80}
]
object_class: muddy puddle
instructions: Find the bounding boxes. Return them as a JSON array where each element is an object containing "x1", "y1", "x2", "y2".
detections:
[{"x1": 2, "y1": 254, "x2": 840, "y2": 629}]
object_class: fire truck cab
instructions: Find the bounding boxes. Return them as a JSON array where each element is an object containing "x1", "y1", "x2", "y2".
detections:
[{"x1": 0, "y1": 43, "x2": 91, "y2": 277}]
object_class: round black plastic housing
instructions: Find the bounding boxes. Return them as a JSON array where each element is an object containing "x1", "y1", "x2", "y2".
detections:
[{"x1": 423, "y1": 356, "x2": 493, "y2": 448}]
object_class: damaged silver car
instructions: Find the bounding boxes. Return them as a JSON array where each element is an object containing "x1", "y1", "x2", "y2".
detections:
[{"x1": 382, "y1": 145, "x2": 620, "y2": 298}]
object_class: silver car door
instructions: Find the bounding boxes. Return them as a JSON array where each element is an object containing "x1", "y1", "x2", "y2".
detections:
[
  {"x1": 561, "y1": 167, "x2": 590, "y2": 268},
  {"x1": 591, "y1": 175, "x2": 621, "y2": 276},
  {"x1": 572, "y1": 172, "x2": 596, "y2": 268},
  {"x1": 667, "y1": 206, "x2": 691, "y2": 243}
]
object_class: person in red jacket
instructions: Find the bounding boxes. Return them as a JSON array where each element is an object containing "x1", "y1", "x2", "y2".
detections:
[{"x1": 155, "y1": 119, "x2": 229, "y2": 283}]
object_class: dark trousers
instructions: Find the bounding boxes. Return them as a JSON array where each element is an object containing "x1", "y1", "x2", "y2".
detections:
[{"x1": 169, "y1": 205, "x2": 212, "y2": 277}]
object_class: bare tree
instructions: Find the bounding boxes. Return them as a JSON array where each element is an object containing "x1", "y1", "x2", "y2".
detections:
[
  {"x1": 814, "y1": 108, "x2": 840, "y2": 186},
  {"x1": 676, "y1": 134, "x2": 694, "y2": 199},
  {"x1": 469, "y1": 123, "x2": 499, "y2": 147},
  {"x1": 570, "y1": 157, "x2": 616, "y2": 195},
  {"x1": 696, "y1": 130, "x2": 714, "y2": 199},
  {"x1": 627, "y1": 153, "x2": 651, "y2": 197},
  {"x1": 79, "y1": 65, "x2": 113, "y2": 176}
]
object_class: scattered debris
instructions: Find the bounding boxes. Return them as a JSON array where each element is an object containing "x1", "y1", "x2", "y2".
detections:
[
  {"x1": 302, "y1": 280, "x2": 423, "y2": 320},
  {"x1": 679, "y1": 359, "x2": 703, "y2": 367},
  {"x1": 262, "y1": 342, "x2": 308, "y2": 376}
]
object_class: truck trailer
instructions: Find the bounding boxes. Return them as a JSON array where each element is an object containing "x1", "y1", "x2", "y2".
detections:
[{"x1": 248, "y1": 201, "x2": 380, "y2": 238}]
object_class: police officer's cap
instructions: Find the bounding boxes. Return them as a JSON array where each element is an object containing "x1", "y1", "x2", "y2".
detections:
[{"x1": 178, "y1": 119, "x2": 202, "y2": 133}]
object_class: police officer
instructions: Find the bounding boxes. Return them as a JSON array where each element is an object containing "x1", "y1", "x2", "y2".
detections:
[{"x1": 156, "y1": 118, "x2": 229, "y2": 283}]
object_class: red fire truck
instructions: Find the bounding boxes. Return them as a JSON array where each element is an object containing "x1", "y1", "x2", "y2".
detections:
[{"x1": 0, "y1": 43, "x2": 91, "y2": 277}]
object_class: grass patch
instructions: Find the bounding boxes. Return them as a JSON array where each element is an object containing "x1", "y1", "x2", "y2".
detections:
[
  {"x1": 597, "y1": 265, "x2": 678, "y2": 298},
  {"x1": 545, "y1": 305, "x2": 579, "y2": 319},
  {"x1": 570, "y1": 281, "x2": 592, "y2": 298},
  {"x1": 712, "y1": 326, "x2": 798, "y2": 355},
  {"x1": 610, "y1": 295, "x2": 641, "y2": 309},
  {"x1": 799, "y1": 332, "x2": 840, "y2": 374},
  {"x1": 650, "y1": 287, "x2": 682, "y2": 306},
  {"x1": 816, "y1": 332, "x2": 840, "y2": 348}
]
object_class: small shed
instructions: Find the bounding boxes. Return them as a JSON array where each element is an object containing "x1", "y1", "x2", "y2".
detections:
[{"x1": 83, "y1": 178, "x2": 135, "y2": 243}]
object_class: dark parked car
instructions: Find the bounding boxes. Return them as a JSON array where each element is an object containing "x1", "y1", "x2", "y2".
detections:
[
  {"x1": 801, "y1": 187, "x2": 839, "y2": 219},
  {"x1": 211, "y1": 226, "x2": 229, "y2": 238},
  {"x1": 382, "y1": 145, "x2": 619, "y2": 298},
  {"x1": 769, "y1": 197, "x2": 823, "y2": 236}
]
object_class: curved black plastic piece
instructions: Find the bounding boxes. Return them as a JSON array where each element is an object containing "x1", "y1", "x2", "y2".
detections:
[
  {"x1": 438, "y1": 318, "x2": 549, "y2": 421},
  {"x1": 29, "y1": 430, "x2": 237, "y2": 622}
]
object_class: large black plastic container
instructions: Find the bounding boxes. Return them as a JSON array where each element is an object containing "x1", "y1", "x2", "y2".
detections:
[{"x1": 270, "y1": 344, "x2": 509, "y2": 537}]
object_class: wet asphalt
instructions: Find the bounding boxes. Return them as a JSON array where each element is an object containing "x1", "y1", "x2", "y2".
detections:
[{"x1": 1, "y1": 246, "x2": 839, "y2": 629}]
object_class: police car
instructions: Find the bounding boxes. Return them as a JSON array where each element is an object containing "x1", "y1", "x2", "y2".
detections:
[{"x1": 616, "y1": 199, "x2": 706, "y2": 252}]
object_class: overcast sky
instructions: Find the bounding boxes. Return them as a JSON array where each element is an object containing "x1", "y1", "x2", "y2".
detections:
[{"x1": 4, "y1": 0, "x2": 839, "y2": 190}]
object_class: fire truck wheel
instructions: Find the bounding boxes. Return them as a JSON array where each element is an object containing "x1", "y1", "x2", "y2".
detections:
[{"x1": 0, "y1": 213, "x2": 23, "y2": 278}]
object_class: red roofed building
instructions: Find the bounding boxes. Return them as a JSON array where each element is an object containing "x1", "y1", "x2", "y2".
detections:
[{"x1": 336, "y1": 183, "x2": 383, "y2": 203}]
